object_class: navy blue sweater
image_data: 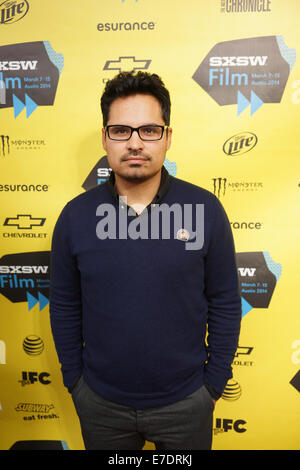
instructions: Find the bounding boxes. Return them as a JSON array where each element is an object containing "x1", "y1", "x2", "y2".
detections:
[{"x1": 50, "y1": 171, "x2": 241, "y2": 409}]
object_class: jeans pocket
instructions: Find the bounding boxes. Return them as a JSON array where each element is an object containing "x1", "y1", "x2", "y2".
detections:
[
  {"x1": 203, "y1": 385, "x2": 215, "y2": 411},
  {"x1": 71, "y1": 375, "x2": 84, "y2": 400}
]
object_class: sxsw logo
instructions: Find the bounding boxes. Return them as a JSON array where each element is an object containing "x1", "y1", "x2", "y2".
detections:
[
  {"x1": 193, "y1": 35, "x2": 296, "y2": 115},
  {"x1": 0, "y1": 41, "x2": 64, "y2": 118},
  {"x1": 0, "y1": 251, "x2": 50, "y2": 310},
  {"x1": 238, "y1": 267, "x2": 256, "y2": 277}
]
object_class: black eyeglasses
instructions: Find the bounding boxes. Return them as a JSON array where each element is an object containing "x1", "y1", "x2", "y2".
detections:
[{"x1": 106, "y1": 125, "x2": 168, "y2": 141}]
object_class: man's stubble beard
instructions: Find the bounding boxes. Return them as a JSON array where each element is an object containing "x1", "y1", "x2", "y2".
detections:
[{"x1": 113, "y1": 151, "x2": 162, "y2": 183}]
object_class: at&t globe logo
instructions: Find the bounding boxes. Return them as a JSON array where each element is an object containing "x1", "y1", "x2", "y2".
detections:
[
  {"x1": 23, "y1": 335, "x2": 44, "y2": 356},
  {"x1": 222, "y1": 379, "x2": 242, "y2": 401},
  {"x1": 0, "y1": 0, "x2": 29, "y2": 24}
]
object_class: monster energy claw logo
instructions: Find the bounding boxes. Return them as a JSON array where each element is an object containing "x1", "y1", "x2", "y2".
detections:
[
  {"x1": 212, "y1": 177, "x2": 227, "y2": 198},
  {"x1": 0, "y1": 134, "x2": 9, "y2": 155},
  {"x1": 0, "y1": 0, "x2": 29, "y2": 24}
]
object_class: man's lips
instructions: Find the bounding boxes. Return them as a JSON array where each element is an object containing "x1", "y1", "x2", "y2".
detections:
[{"x1": 123, "y1": 157, "x2": 148, "y2": 163}]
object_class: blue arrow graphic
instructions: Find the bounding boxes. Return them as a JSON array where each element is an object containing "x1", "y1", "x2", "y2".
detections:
[
  {"x1": 250, "y1": 90, "x2": 264, "y2": 115},
  {"x1": 27, "y1": 291, "x2": 39, "y2": 311},
  {"x1": 237, "y1": 91, "x2": 250, "y2": 115},
  {"x1": 38, "y1": 291, "x2": 49, "y2": 311},
  {"x1": 26, "y1": 291, "x2": 49, "y2": 311},
  {"x1": 241, "y1": 297, "x2": 253, "y2": 317},
  {"x1": 25, "y1": 94, "x2": 38, "y2": 118},
  {"x1": 13, "y1": 94, "x2": 26, "y2": 118}
]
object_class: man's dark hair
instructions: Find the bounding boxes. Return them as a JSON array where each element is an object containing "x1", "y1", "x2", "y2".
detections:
[{"x1": 101, "y1": 71, "x2": 171, "y2": 127}]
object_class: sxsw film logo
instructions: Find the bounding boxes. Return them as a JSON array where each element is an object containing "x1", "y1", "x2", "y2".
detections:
[
  {"x1": 0, "y1": 0, "x2": 29, "y2": 24},
  {"x1": 193, "y1": 35, "x2": 296, "y2": 115},
  {"x1": 0, "y1": 41, "x2": 64, "y2": 118},
  {"x1": 223, "y1": 132, "x2": 258, "y2": 156},
  {"x1": 0, "y1": 251, "x2": 50, "y2": 311},
  {"x1": 237, "y1": 251, "x2": 282, "y2": 317}
]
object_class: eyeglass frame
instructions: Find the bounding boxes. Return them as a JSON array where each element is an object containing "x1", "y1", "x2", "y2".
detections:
[{"x1": 105, "y1": 124, "x2": 169, "y2": 141}]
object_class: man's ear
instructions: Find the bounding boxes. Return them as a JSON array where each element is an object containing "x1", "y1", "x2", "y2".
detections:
[{"x1": 166, "y1": 127, "x2": 172, "y2": 151}]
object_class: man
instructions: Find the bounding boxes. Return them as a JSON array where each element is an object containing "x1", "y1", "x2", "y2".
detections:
[{"x1": 50, "y1": 71, "x2": 241, "y2": 450}]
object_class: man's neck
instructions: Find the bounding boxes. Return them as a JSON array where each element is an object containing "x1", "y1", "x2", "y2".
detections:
[{"x1": 114, "y1": 170, "x2": 162, "y2": 214}]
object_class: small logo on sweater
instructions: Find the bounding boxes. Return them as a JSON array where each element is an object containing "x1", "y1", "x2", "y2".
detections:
[{"x1": 176, "y1": 228, "x2": 190, "y2": 242}]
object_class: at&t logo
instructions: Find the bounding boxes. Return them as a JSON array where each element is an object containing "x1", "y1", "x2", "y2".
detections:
[{"x1": 0, "y1": 0, "x2": 29, "y2": 24}]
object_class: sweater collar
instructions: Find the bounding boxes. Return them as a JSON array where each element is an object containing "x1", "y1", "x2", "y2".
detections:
[{"x1": 107, "y1": 165, "x2": 171, "y2": 207}]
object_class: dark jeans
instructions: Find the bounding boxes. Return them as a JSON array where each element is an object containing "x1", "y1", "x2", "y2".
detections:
[{"x1": 71, "y1": 376, "x2": 214, "y2": 450}]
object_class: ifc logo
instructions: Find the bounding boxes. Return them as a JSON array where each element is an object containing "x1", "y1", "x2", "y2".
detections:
[
  {"x1": 222, "y1": 379, "x2": 242, "y2": 401},
  {"x1": 23, "y1": 335, "x2": 44, "y2": 356}
]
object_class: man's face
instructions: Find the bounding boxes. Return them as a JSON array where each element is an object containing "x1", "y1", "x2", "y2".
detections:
[{"x1": 102, "y1": 94, "x2": 172, "y2": 183}]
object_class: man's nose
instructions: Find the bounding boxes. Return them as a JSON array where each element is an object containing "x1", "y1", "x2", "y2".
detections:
[{"x1": 126, "y1": 129, "x2": 145, "y2": 149}]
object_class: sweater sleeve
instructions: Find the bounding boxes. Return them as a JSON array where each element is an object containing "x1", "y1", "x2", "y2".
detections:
[
  {"x1": 49, "y1": 203, "x2": 83, "y2": 390},
  {"x1": 203, "y1": 196, "x2": 241, "y2": 397}
]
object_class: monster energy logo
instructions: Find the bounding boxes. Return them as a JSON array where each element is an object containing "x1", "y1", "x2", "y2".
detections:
[
  {"x1": 212, "y1": 178, "x2": 227, "y2": 198},
  {"x1": 0, "y1": 134, "x2": 9, "y2": 155}
]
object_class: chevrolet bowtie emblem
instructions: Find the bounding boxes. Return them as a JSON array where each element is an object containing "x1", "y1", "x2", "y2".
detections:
[
  {"x1": 4, "y1": 214, "x2": 46, "y2": 230},
  {"x1": 103, "y1": 56, "x2": 151, "y2": 72}
]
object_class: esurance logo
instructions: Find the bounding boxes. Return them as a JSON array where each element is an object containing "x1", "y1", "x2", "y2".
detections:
[
  {"x1": 193, "y1": 35, "x2": 296, "y2": 115},
  {"x1": 0, "y1": 41, "x2": 64, "y2": 118},
  {"x1": 0, "y1": 0, "x2": 29, "y2": 24}
]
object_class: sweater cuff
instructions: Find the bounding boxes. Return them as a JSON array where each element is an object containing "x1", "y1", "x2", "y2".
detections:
[
  {"x1": 205, "y1": 383, "x2": 222, "y2": 400},
  {"x1": 67, "y1": 376, "x2": 81, "y2": 393}
]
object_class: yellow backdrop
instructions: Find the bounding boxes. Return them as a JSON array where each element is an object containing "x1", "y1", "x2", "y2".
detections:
[{"x1": 0, "y1": 0, "x2": 299, "y2": 450}]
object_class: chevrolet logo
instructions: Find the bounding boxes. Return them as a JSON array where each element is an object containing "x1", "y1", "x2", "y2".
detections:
[
  {"x1": 234, "y1": 346, "x2": 253, "y2": 357},
  {"x1": 103, "y1": 56, "x2": 151, "y2": 72},
  {"x1": 4, "y1": 215, "x2": 46, "y2": 230}
]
